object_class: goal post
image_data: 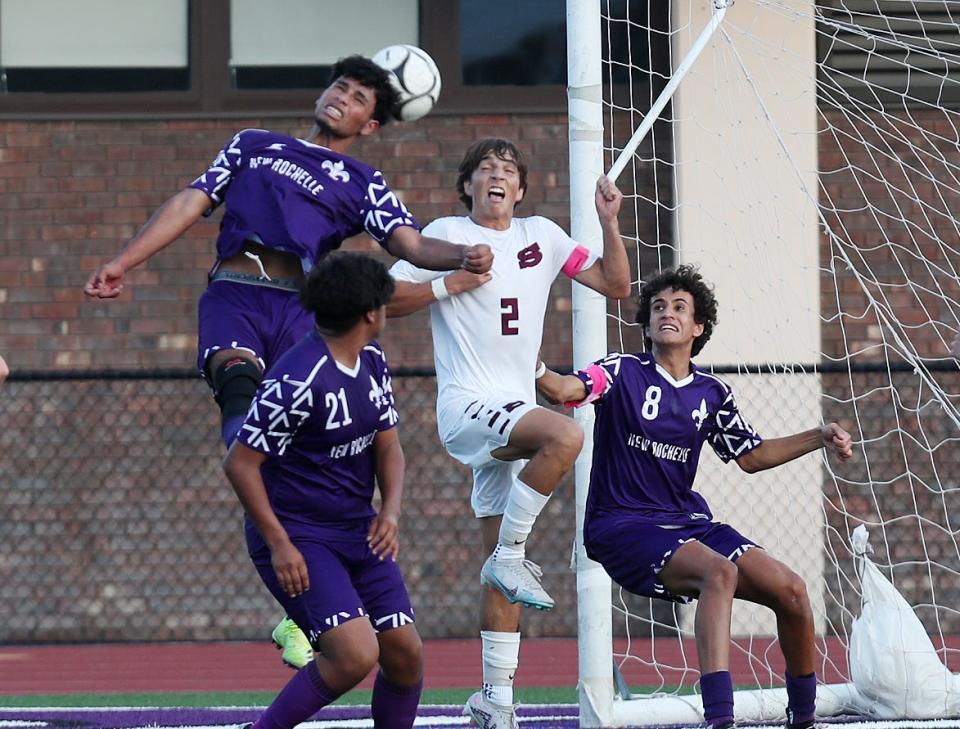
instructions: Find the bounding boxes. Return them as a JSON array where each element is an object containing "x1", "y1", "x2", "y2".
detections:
[{"x1": 566, "y1": 1, "x2": 615, "y2": 722}]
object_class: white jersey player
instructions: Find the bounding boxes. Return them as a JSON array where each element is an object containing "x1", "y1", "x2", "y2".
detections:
[{"x1": 389, "y1": 138, "x2": 630, "y2": 729}]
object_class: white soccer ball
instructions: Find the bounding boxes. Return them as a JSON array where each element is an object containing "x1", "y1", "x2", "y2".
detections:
[{"x1": 372, "y1": 44, "x2": 442, "y2": 122}]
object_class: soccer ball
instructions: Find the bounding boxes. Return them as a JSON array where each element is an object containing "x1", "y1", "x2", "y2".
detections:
[{"x1": 372, "y1": 44, "x2": 442, "y2": 122}]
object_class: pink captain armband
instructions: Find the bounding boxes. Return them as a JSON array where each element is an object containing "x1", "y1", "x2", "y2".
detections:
[
  {"x1": 564, "y1": 364, "x2": 607, "y2": 408},
  {"x1": 561, "y1": 244, "x2": 591, "y2": 278}
]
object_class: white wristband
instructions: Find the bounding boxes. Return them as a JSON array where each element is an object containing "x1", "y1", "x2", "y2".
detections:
[
  {"x1": 534, "y1": 361, "x2": 547, "y2": 379},
  {"x1": 431, "y1": 276, "x2": 450, "y2": 301}
]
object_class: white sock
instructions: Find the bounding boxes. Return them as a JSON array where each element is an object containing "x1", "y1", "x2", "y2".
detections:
[
  {"x1": 497, "y1": 478, "x2": 550, "y2": 555},
  {"x1": 481, "y1": 630, "x2": 520, "y2": 707}
]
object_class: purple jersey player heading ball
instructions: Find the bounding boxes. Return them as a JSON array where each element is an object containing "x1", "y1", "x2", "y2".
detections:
[
  {"x1": 224, "y1": 252, "x2": 423, "y2": 729},
  {"x1": 83, "y1": 54, "x2": 492, "y2": 668},
  {"x1": 537, "y1": 265, "x2": 853, "y2": 729}
]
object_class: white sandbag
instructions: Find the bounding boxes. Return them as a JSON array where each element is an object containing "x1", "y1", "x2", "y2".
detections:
[{"x1": 848, "y1": 525, "x2": 960, "y2": 718}]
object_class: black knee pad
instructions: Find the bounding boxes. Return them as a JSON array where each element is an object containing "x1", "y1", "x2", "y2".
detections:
[{"x1": 212, "y1": 357, "x2": 263, "y2": 419}]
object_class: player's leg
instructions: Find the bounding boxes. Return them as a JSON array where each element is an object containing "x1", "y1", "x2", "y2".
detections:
[
  {"x1": 373, "y1": 625, "x2": 423, "y2": 729},
  {"x1": 249, "y1": 617, "x2": 379, "y2": 729},
  {"x1": 464, "y1": 514, "x2": 521, "y2": 729},
  {"x1": 732, "y1": 548, "x2": 817, "y2": 728},
  {"x1": 483, "y1": 407, "x2": 582, "y2": 608},
  {"x1": 247, "y1": 540, "x2": 379, "y2": 729},
  {"x1": 198, "y1": 279, "x2": 312, "y2": 449},
  {"x1": 355, "y1": 540, "x2": 423, "y2": 729},
  {"x1": 207, "y1": 347, "x2": 263, "y2": 446},
  {"x1": 200, "y1": 280, "x2": 315, "y2": 668},
  {"x1": 658, "y1": 541, "x2": 739, "y2": 729}
]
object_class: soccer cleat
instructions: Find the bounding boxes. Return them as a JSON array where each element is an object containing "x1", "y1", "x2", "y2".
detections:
[
  {"x1": 463, "y1": 690, "x2": 518, "y2": 729},
  {"x1": 271, "y1": 617, "x2": 313, "y2": 669},
  {"x1": 480, "y1": 553, "x2": 554, "y2": 610},
  {"x1": 786, "y1": 720, "x2": 818, "y2": 729}
]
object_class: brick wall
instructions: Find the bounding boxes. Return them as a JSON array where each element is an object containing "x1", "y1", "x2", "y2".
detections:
[{"x1": 0, "y1": 113, "x2": 592, "y2": 372}]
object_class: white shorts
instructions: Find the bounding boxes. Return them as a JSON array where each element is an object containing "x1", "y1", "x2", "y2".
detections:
[{"x1": 437, "y1": 392, "x2": 539, "y2": 518}]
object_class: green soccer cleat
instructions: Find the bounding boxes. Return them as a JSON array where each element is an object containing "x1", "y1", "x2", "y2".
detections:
[{"x1": 271, "y1": 616, "x2": 313, "y2": 669}]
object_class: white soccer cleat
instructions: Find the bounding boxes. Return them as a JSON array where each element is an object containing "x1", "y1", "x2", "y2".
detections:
[
  {"x1": 463, "y1": 690, "x2": 518, "y2": 729},
  {"x1": 480, "y1": 553, "x2": 554, "y2": 610}
]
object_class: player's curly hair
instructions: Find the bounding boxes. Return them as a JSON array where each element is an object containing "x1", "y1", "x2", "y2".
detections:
[
  {"x1": 300, "y1": 252, "x2": 395, "y2": 334},
  {"x1": 456, "y1": 138, "x2": 529, "y2": 211},
  {"x1": 330, "y1": 55, "x2": 401, "y2": 126},
  {"x1": 635, "y1": 264, "x2": 718, "y2": 357}
]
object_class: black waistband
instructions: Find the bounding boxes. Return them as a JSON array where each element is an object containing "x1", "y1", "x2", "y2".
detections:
[{"x1": 209, "y1": 269, "x2": 301, "y2": 292}]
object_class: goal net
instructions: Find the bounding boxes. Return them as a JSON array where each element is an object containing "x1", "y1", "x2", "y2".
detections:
[{"x1": 568, "y1": 0, "x2": 960, "y2": 725}]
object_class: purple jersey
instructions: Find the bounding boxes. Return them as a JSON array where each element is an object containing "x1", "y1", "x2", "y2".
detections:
[
  {"x1": 580, "y1": 353, "x2": 763, "y2": 524},
  {"x1": 236, "y1": 331, "x2": 400, "y2": 538},
  {"x1": 190, "y1": 129, "x2": 418, "y2": 267}
]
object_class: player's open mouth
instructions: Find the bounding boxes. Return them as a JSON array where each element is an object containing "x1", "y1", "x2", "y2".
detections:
[
  {"x1": 659, "y1": 324, "x2": 679, "y2": 332},
  {"x1": 489, "y1": 186, "x2": 506, "y2": 201},
  {"x1": 324, "y1": 105, "x2": 344, "y2": 120}
]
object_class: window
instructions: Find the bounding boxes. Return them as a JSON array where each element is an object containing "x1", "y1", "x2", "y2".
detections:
[
  {"x1": 0, "y1": 0, "x2": 668, "y2": 116},
  {"x1": 0, "y1": 0, "x2": 189, "y2": 93},
  {"x1": 461, "y1": 0, "x2": 566, "y2": 86},
  {"x1": 818, "y1": 1, "x2": 960, "y2": 107},
  {"x1": 230, "y1": 0, "x2": 418, "y2": 90}
]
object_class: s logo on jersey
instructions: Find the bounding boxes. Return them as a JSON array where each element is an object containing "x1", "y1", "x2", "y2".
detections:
[{"x1": 517, "y1": 242, "x2": 543, "y2": 269}]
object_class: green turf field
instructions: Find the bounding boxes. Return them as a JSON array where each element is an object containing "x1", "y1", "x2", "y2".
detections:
[{"x1": 0, "y1": 686, "x2": 579, "y2": 708}]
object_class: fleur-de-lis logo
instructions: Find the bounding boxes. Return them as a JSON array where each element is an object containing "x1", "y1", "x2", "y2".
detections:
[
  {"x1": 691, "y1": 398, "x2": 708, "y2": 431},
  {"x1": 322, "y1": 159, "x2": 350, "y2": 182}
]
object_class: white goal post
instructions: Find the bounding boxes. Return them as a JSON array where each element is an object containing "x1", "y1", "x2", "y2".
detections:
[{"x1": 567, "y1": 0, "x2": 960, "y2": 726}]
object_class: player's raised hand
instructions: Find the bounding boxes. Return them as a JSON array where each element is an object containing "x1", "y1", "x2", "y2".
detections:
[
  {"x1": 368, "y1": 511, "x2": 400, "y2": 561},
  {"x1": 84, "y1": 260, "x2": 126, "y2": 299},
  {"x1": 821, "y1": 422, "x2": 853, "y2": 462},
  {"x1": 271, "y1": 539, "x2": 310, "y2": 597},
  {"x1": 462, "y1": 243, "x2": 493, "y2": 274},
  {"x1": 595, "y1": 175, "x2": 623, "y2": 222},
  {"x1": 444, "y1": 269, "x2": 492, "y2": 295}
]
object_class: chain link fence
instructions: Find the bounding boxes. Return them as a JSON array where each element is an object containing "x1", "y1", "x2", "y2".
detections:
[
  {"x1": 0, "y1": 371, "x2": 578, "y2": 643},
  {"x1": 3, "y1": 365, "x2": 957, "y2": 644}
]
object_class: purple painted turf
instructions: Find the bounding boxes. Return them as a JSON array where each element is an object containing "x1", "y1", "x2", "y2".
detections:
[{"x1": 3, "y1": 704, "x2": 579, "y2": 728}]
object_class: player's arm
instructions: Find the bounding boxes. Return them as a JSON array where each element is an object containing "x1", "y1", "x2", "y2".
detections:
[
  {"x1": 84, "y1": 187, "x2": 211, "y2": 299},
  {"x1": 369, "y1": 428, "x2": 405, "y2": 561},
  {"x1": 385, "y1": 225, "x2": 493, "y2": 274},
  {"x1": 736, "y1": 423, "x2": 853, "y2": 473},
  {"x1": 570, "y1": 176, "x2": 631, "y2": 299},
  {"x1": 0, "y1": 354, "x2": 8, "y2": 386},
  {"x1": 386, "y1": 271, "x2": 492, "y2": 318},
  {"x1": 535, "y1": 362, "x2": 590, "y2": 405},
  {"x1": 223, "y1": 442, "x2": 309, "y2": 596}
]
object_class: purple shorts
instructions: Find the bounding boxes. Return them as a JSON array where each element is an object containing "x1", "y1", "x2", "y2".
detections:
[
  {"x1": 249, "y1": 530, "x2": 416, "y2": 647},
  {"x1": 196, "y1": 276, "x2": 313, "y2": 378},
  {"x1": 584, "y1": 515, "x2": 759, "y2": 604}
]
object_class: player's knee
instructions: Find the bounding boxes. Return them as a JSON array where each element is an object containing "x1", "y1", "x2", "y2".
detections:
[
  {"x1": 379, "y1": 628, "x2": 423, "y2": 684},
  {"x1": 705, "y1": 558, "x2": 738, "y2": 597},
  {"x1": 334, "y1": 635, "x2": 380, "y2": 683},
  {"x1": 211, "y1": 357, "x2": 262, "y2": 418},
  {"x1": 779, "y1": 570, "x2": 812, "y2": 619},
  {"x1": 547, "y1": 417, "x2": 584, "y2": 464}
]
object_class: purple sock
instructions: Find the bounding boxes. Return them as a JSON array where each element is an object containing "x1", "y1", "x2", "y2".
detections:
[
  {"x1": 700, "y1": 670, "x2": 734, "y2": 728},
  {"x1": 255, "y1": 662, "x2": 340, "y2": 729},
  {"x1": 786, "y1": 672, "x2": 817, "y2": 726},
  {"x1": 371, "y1": 672, "x2": 423, "y2": 729},
  {"x1": 222, "y1": 412, "x2": 246, "y2": 448}
]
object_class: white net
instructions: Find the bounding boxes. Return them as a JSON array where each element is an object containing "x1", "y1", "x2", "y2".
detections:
[{"x1": 590, "y1": 0, "x2": 960, "y2": 719}]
